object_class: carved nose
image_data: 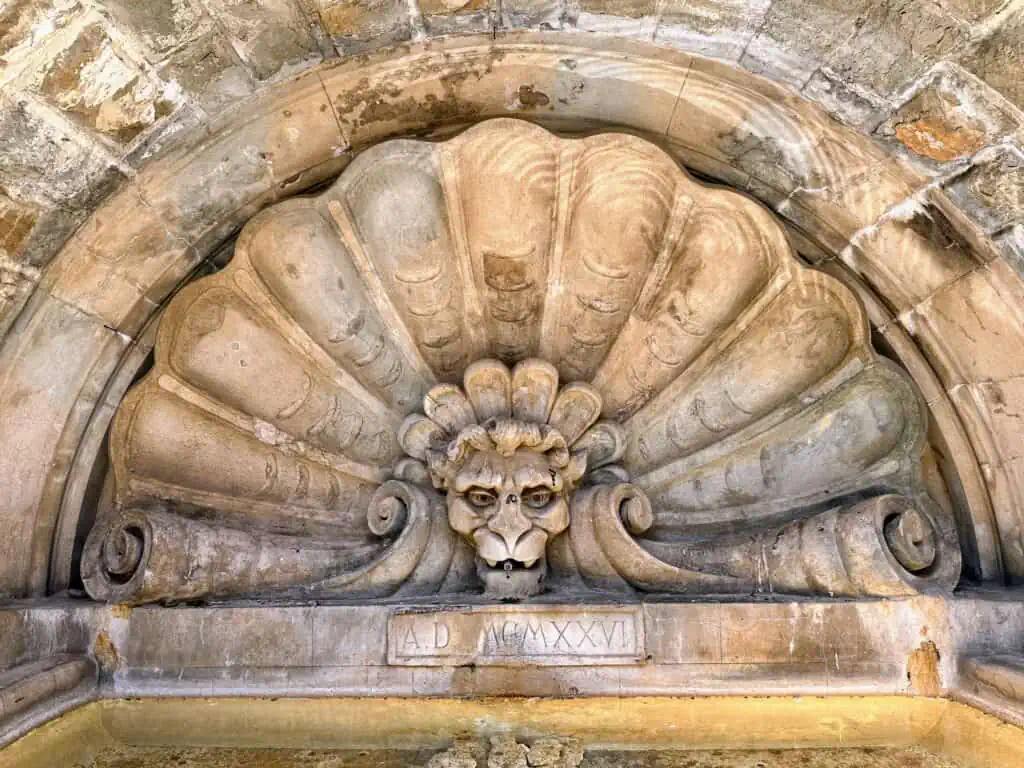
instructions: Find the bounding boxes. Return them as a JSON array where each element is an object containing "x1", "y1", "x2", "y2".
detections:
[{"x1": 488, "y1": 499, "x2": 532, "y2": 555}]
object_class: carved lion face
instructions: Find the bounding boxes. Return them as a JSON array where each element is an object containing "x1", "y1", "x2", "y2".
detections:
[{"x1": 446, "y1": 449, "x2": 571, "y2": 599}]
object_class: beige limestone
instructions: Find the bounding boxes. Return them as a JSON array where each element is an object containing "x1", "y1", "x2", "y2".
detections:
[
  {"x1": 3, "y1": 34, "x2": 1024, "y2": 598},
  {"x1": 74, "y1": 119, "x2": 961, "y2": 605}
]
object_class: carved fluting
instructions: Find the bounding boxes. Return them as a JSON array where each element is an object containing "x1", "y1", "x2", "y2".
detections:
[
  {"x1": 244, "y1": 207, "x2": 428, "y2": 412},
  {"x1": 454, "y1": 121, "x2": 556, "y2": 362},
  {"x1": 80, "y1": 118, "x2": 962, "y2": 605},
  {"x1": 111, "y1": 384, "x2": 379, "y2": 536},
  {"x1": 166, "y1": 286, "x2": 399, "y2": 465},
  {"x1": 636, "y1": 363, "x2": 925, "y2": 535},
  {"x1": 332, "y1": 143, "x2": 470, "y2": 380},
  {"x1": 594, "y1": 203, "x2": 785, "y2": 421},
  {"x1": 549, "y1": 139, "x2": 678, "y2": 382}
]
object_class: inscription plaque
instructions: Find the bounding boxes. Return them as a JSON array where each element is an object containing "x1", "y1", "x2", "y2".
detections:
[{"x1": 387, "y1": 606, "x2": 645, "y2": 666}]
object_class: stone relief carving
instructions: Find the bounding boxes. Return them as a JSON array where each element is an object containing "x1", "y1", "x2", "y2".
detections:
[{"x1": 81, "y1": 119, "x2": 961, "y2": 606}]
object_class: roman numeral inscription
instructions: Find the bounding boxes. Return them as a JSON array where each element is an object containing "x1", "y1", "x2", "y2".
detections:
[{"x1": 387, "y1": 606, "x2": 644, "y2": 666}]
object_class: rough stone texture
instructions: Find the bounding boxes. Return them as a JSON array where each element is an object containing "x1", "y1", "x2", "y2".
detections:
[
  {"x1": 825, "y1": 0, "x2": 971, "y2": 99},
  {"x1": 21, "y1": 19, "x2": 179, "y2": 145},
  {"x1": 0, "y1": 93, "x2": 122, "y2": 216},
  {"x1": 0, "y1": 594, "x2": 1020, "y2": 699},
  {"x1": 157, "y1": 32, "x2": 255, "y2": 113},
  {"x1": 946, "y1": 144, "x2": 1024, "y2": 232},
  {"x1": 314, "y1": 0, "x2": 412, "y2": 51},
  {"x1": 655, "y1": 0, "x2": 769, "y2": 62},
  {"x1": 0, "y1": 32, "x2": 1022, "y2": 603},
  {"x1": 97, "y1": 0, "x2": 212, "y2": 63},
  {"x1": 0, "y1": 11, "x2": 1019, "y2": 752},
  {"x1": 739, "y1": 0, "x2": 869, "y2": 87},
  {"x1": 201, "y1": 0, "x2": 321, "y2": 81},
  {"x1": 958, "y1": 7, "x2": 1024, "y2": 111},
  {"x1": 877, "y1": 64, "x2": 1022, "y2": 167}
]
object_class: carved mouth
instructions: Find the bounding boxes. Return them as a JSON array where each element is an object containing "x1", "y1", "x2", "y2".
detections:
[
  {"x1": 477, "y1": 556, "x2": 547, "y2": 599},
  {"x1": 482, "y1": 557, "x2": 541, "y2": 570}
]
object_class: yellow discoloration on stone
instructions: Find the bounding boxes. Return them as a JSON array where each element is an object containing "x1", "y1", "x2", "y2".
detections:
[
  {"x1": 3, "y1": 697, "x2": 1024, "y2": 767},
  {"x1": 908, "y1": 640, "x2": 942, "y2": 697},
  {"x1": 91, "y1": 631, "x2": 120, "y2": 671}
]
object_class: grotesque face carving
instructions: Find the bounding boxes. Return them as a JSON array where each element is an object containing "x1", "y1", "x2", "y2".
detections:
[
  {"x1": 423, "y1": 416, "x2": 588, "y2": 599},
  {"x1": 447, "y1": 448, "x2": 572, "y2": 598},
  {"x1": 396, "y1": 358, "x2": 620, "y2": 599}
]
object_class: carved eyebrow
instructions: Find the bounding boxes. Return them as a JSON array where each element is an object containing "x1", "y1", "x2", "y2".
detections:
[
  {"x1": 453, "y1": 467, "x2": 502, "y2": 493},
  {"x1": 514, "y1": 465, "x2": 558, "y2": 490}
]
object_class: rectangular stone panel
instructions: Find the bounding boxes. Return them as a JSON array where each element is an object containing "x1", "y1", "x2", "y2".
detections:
[{"x1": 387, "y1": 606, "x2": 645, "y2": 666}]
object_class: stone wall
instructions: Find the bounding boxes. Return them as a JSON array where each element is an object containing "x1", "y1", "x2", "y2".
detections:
[
  {"x1": 2, "y1": 2, "x2": 1024, "y2": 597},
  {"x1": 1, "y1": 0, "x2": 1023, "y2": 329}
]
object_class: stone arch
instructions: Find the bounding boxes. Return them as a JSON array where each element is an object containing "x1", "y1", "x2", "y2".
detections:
[{"x1": 0, "y1": 32, "x2": 1022, "y2": 599}]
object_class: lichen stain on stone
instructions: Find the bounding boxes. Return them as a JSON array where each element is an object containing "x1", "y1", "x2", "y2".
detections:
[
  {"x1": 894, "y1": 119, "x2": 986, "y2": 162},
  {"x1": 907, "y1": 639, "x2": 941, "y2": 696},
  {"x1": 92, "y1": 630, "x2": 121, "y2": 671}
]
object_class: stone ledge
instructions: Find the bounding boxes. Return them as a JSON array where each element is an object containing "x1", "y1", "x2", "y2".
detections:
[
  {"x1": 1, "y1": 593, "x2": 1021, "y2": 698},
  {"x1": 0, "y1": 655, "x2": 97, "y2": 749},
  {"x1": 955, "y1": 654, "x2": 1024, "y2": 728}
]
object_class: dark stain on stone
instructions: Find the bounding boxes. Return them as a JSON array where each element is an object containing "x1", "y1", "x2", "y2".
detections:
[{"x1": 517, "y1": 85, "x2": 550, "y2": 108}]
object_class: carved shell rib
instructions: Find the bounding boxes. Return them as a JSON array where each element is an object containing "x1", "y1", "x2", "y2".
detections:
[{"x1": 87, "y1": 118, "x2": 953, "y2": 602}]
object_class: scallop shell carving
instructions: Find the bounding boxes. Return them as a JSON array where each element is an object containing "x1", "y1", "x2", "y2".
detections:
[{"x1": 81, "y1": 118, "x2": 961, "y2": 605}]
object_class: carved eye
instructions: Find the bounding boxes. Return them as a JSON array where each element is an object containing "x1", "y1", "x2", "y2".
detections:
[
  {"x1": 523, "y1": 488, "x2": 553, "y2": 509},
  {"x1": 467, "y1": 489, "x2": 497, "y2": 508}
]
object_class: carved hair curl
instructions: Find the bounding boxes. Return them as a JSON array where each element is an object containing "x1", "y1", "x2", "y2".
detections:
[{"x1": 426, "y1": 417, "x2": 585, "y2": 490}]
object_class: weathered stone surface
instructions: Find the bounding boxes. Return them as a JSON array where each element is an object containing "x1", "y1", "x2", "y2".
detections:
[
  {"x1": 157, "y1": 32, "x2": 255, "y2": 113},
  {"x1": 826, "y1": 0, "x2": 969, "y2": 98},
  {"x1": 656, "y1": 0, "x2": 769, "y2": 63},
  {"x1": 0, "y1": 655, "x2": 95, "y2": 723},
  {"x1": 0, "y1": 0, "x2": 80, "y2": 70},
  {"x1": 935, "y1": 0, "x2": 1008, "y2": 23},
  {"x1": 314, "y1": 0, "x2": 411, "y2": 52},
  {"x1": 388, "y1": 606, "x2": 645, "y2": 666},
  {"x1": 843, "y1": 205, "x2": 981, "y2": 313},
  {"x1": 958, "y1": 9, "x2": 1024, "y2": 111},
  {"x1": 996, "y1": 224, "x2": 1024, "y2": 278},
  {"x1": 739, "y1": 0, "x2": 871, "y2": 87},
  {"x1": 907, "y1": 263, "x2": 1024, "y2": 387},
  {"x1": 0, "y1": 92, "x2": 123, "y2": 212},
  {"x1": 419, "y1": 0, "x2": 491, "y2": 36},
  {"x1": 946, "y1": 145, "x2": 1024, "y2": 232},
  {"x1": 877, "y1": 65, "x2": 1021, "y2": 166},
  {"x1": 800, "y1": 69, "x2": 883, "y2": 130},
  {"x1": 23, "y1": 20, "x2": 180, "y2": 145},
  {"x1": 0, "y1": 297, "x2": 128, "y2": 596},
  {"x1": 502, "y1": 0, "x2": 566, "y2": 28},
  {"x1": 202, "y1": 0, "x2": 321, "y2": 80},
  {"x1": 98, "y1": 0, "x2": 211, "y2": 62}
]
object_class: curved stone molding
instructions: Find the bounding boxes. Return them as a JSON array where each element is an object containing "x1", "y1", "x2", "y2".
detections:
[{"x1": 77, "y1": 119, "x2": 961, "y2": 605}]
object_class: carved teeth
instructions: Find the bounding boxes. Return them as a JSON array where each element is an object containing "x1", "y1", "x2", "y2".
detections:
[{"x1": 485, "y1": 558, "x2": 498, "y2": 568}]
